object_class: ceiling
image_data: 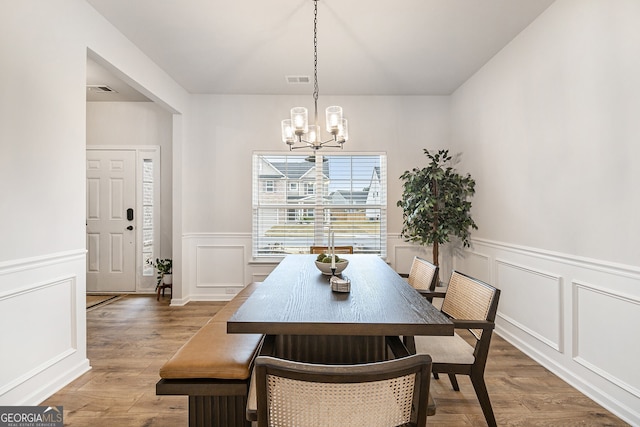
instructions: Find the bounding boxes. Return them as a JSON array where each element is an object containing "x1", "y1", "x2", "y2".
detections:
[
  {"x1": 85, "y1": 0, "x2": 555, "y2": 101},
  {"x1": 86, "y1": 57, "x2": 151, "y2": 102}
]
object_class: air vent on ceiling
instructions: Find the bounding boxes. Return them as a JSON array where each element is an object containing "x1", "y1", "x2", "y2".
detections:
[
  {"x1": 87, "y1": 85, "x2": 118, "y2": 93},
  {"x1": 285, "y1": 75, "x2": 311, "y2": 84}
]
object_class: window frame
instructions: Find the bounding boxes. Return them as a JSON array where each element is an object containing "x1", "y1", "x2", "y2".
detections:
[
  {"x1": 252, "y1": 151, "x2": 387, "y2": 260},
  {"x1": 264, "y1": 180, "x2": 275, "y2": 192}
]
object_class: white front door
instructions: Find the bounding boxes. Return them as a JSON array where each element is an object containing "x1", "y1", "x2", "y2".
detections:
[{"x1": 86, "y1": 150, "x2": 136, "y2": 292}]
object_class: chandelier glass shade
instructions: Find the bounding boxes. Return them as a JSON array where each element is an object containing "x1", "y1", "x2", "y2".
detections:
[{"x1": 281, "y1": 0, "x2": 348, "y2": 150}]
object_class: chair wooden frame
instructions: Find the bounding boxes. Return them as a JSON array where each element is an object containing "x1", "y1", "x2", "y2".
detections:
[
  {"x1": 401, "y1": 257, "x2": 440, "y2": 353},
  {"x1": 414, "y1": 270, "x2": 501, "y2": 427},
  {"x1": 310, "y1": 245, "x2": 354, "y2": 254},
  {"x1": 255, "y1": 354, "x2": 432, "y2": 427}
]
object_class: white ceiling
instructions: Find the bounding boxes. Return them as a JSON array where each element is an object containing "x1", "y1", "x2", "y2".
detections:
[
  {"x1": 85, "y1": 0, "x2": 555, "y2": 100},
  {"x1": 86, "y1": 57, "x2": 151, "y2": 102}
]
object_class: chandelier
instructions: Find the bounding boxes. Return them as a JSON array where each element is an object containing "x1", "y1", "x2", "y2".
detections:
[{"x1": 281, "y1": 0, "x2": 348, "y2": 151}]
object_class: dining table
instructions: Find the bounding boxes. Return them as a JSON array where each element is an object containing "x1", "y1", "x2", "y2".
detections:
[
  {"x1": 229, "y1": 254, "x2": 453, "y2": 422},
  {"x1": 228, "y1": 254, "x2": 453, "y2": 363}
]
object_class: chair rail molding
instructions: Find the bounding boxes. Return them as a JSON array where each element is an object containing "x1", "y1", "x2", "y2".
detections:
[
  {"x1": 457, "y1": 237, "x2": 640, "y2": 426},
  {"x1": 182, "y1": 232, "x2": 435, "y2": 302},
  {"x1": 0, "y1": 249, "x2": 89, "y2": 405},
  {"x1": 471, "y1": 237, "x2": 640, "y2": 277},
  {"x1": 0, "y1": 249, "x2": 86, "y2": 276}
]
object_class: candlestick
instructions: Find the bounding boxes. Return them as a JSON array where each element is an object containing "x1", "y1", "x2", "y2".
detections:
[{"x1": 331, "y1": 231, "x2": 336, "y2": 269}]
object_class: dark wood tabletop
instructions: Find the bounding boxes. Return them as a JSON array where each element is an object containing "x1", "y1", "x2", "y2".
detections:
[{"x1": 228, "y1": 254, "x2": 453, "y2": 337}]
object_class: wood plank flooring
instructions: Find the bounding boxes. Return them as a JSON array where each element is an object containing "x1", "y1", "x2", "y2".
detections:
[
  {"x1": 86, "y1": 294, "x2": 123, "y2": 310},
  {"x1": 43, "y1": 295, "x2": 628, "y2": 426}
]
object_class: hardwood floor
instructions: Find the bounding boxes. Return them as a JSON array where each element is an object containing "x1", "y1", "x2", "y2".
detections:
[{"x1": 43, "y1": 295, "x2": 628, "y2": 426}]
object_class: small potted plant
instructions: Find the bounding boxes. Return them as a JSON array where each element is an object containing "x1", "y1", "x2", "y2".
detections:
[{"x1": 147, "y1": 258, "x2": 172, "y2": 289}]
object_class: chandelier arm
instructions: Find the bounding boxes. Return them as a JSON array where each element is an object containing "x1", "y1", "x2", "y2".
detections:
[{"x1": 319, "y1": 139, "x2": 345, "y2": 147}]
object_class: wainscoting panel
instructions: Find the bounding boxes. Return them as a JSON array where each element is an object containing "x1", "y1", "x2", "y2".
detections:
[
  {"x1": 496, "y1": 260, "x2": 563, "y2": 352},
  {"x1": 0, "y1": 250, "x2": 89, "y2": 405},
  {"x1": 0, "y1": 277, "x2": 77, "y2": 396},
  {"x1": 453, "y1": 250, "x2": 491, "y2": 284},
  {"x1": 465, "y1": 238, "x2": 640, "y2": 425},
  {"x1": 183, "y1": 234, "x2": 479, "y2": 300},
  {"x1": 184, "y1": 233, "x2": 445, "y2": 300},
  {"x1": 388, "y1": 235, "x2": 454, "y2": 282},
  {"x1": 179, "y1": 234, "x2": 640, "y2": 422},
  {"x1": 392, "y1": 244, "x2": 432, "y2": 276},
  {"x1": 573, "y1": 282, "x2": 640, "y2": 398},
  {"x1": 251, "y1": 273, "x2": 270, "y2": 283},
  {"x1": 183, "y1": 234, "x2": 268, "y2": 301},
  {"x1": 196, "y1": 245, "x2": 244, "y2": 288}
]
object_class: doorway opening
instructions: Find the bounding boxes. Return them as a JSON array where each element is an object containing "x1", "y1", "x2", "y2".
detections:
[{"x1": 86, "y1": 53, "x2": 173, "y2": 295}]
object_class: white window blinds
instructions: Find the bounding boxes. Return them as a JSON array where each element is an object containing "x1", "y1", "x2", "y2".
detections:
[{"x1": 252, "y1": 153, "x2": 387, "y2": 258}]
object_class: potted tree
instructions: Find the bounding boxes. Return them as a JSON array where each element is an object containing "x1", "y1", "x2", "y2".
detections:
[
  {"x1": 147, "y1": 258, "x2": 172, "y2": 289},
  {"x1": 397, "y1": 149, "x2": 477, "y2": 266}
]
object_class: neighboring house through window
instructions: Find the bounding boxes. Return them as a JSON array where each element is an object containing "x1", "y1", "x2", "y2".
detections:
[{"x1": 252, "y1": 153, "x2": 387, "y2": 258}]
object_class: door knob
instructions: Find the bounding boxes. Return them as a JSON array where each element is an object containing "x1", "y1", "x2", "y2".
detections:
[{"x1": 126, "y1": 225, "x2": 134, "y2": 230}]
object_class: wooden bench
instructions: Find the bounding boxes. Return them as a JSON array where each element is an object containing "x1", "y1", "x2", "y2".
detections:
[{"x1": 156, "y1": 282, "x2": 264, "y2": 427}]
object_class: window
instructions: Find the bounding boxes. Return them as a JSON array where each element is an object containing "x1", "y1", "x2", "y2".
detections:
[
  {"x1": 137, "y1": 148, "x2": 161, "y2": 289},
  {"x1": 304, "y1": 182, "x2": 315, "y2": 195},
  {"x1": 142, "y1": 158, "x2": 155, "y2": 276},
  {"x1": 253, "y1": 153, "x2": 387, "y2": 258}
]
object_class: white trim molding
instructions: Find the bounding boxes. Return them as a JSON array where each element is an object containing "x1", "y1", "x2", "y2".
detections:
[
  {"x1": 460, "y1": 238, "x2": 640, "y2": 425},
  {"x1": 177, "y1": 233, "x2": 640, "y2": 423},
  {"x1": 495, "y1": 259, "x2": 563, "y2": 352},
  {"x1": 572, "y1": 281, "x2": 640, "y2": 399},
  {"x1": 0, "y1": 250, "x2": 90, "y2": 405},
  {"x1": 180, "y1": 233, "x2": 443, "y2": 301}
]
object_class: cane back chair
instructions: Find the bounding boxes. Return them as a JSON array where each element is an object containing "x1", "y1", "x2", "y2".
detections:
[
  {"x1": 255, "y1": 354, "x2": 433, "y2": 427},
  {"x1": 310, "y1": 245, "x2": 354, "y2": 255},
  {"x1": 414, "y1": 271, "x2": 501, "y2": 427}
]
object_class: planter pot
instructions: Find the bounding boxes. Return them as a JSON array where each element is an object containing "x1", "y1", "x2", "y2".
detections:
[
  {"x1": 163, "y1": 274, "x2": 173, "y2": 285},
  {"x1": 314, "y1": 259, "x2": 349, "y2": 276}
]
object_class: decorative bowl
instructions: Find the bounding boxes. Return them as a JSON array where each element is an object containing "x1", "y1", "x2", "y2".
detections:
[{"x1": 314, "y1": 259, "x2": 349, "y2": 275}]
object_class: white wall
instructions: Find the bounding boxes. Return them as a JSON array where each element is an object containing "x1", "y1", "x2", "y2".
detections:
[
  {"x1": 452, "y1": 0, "x2": 640, "y2": 266},
  {"x1": 0, "y1": 0, "x2": 187, "y2": 405},
  {"x1": 450, "y1": 0, "x2": 640, "y2": 423},
  {"x1": 178, "y1": 94, "x2": 450, "y2": 302}
]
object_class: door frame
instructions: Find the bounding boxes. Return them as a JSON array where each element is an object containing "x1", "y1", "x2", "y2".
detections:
[{"x1": 87, "y1": 146, "x2": 161, "y2": 292}]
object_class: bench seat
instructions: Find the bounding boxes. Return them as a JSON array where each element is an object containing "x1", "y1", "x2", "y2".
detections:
[
  {"x1": 159, "y1": 321, "x2": 262, "y2": 380},
  {"x1": 156, "y1": 282, "x2": 263, "y2": 427}
]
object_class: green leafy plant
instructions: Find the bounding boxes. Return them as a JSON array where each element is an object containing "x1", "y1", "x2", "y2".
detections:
[
  {"x1": 316, "y1": 253, "x2": 347, "y2": 263},
  {"x1": 397, "y1": 149, "x2": 477, "y2": 266},
  {"x1": 146, "y1": 258, "x2": 172, "y2": 288}
]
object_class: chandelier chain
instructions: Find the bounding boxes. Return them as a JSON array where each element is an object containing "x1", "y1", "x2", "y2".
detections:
[
  {"x1": 281, "y1": 0, "x2": 346, "y2": 150},
  {"x1": 313, "y1": 0, "x2": 319, "y2": 127}
]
